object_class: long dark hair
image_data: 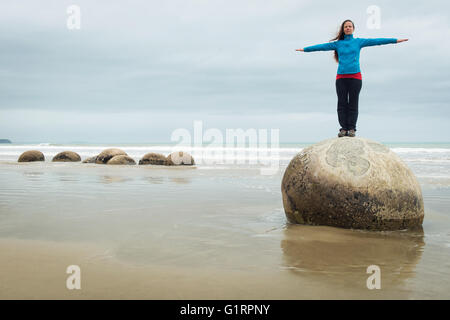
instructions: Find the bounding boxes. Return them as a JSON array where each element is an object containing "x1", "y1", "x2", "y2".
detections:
[{"x1": 330, "y1": 19, "x2": 355, "y2": 63}]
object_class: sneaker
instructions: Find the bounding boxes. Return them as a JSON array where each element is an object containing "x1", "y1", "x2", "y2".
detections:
[
  {"x1": 338, "y1": 129, "x2": 347, "y2": 137},
  {"x1": 348, "y1": 129, "x2": 356, "y2": 137}
]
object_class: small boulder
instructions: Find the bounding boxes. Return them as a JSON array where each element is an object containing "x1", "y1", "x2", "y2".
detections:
[
  {"x1": 52, "y1": 151, "x2": 81, "y2": 162},
  {"x1": 107, "y1": 155, "x2": 136, "y2": 165},
  {"x1": 18, "y1": 150, "x2": 45, "y2": 162},
  {"x1": 139, "y1": 153, "x2": 167, "y2": 165},
  {"x1": 96, "y1": 148, "x2": 127, "y2": 164},
  {"x1": 82, "y1": 156, "x2": 97, "y2": 163},
  {"x1": 166, "y1": 151, "x2": 195, "y2": 166}
]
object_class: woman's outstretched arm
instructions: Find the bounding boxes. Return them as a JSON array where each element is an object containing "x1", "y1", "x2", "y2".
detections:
[
  {"x1": 359, "y1": 38, "x2": 408, "y2": 48},
  {"x1": 296, "y1": 41, "x2": 337, "y2": 52}
]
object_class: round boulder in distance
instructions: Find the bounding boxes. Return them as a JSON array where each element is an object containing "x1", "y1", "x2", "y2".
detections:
[
  {"x1": 281, "y1": 137, "x2": 424, "y2": 231},
  {"x1": 96, "y1": 148, "x2": 127, "y2": 164},
  {"x1": 139, "y1": 153, "x2": 167, "y2": 165},
  {"x1": 166, "y1": 151, "x2": 195, "y2": 166},
  {"x1": 52, "y1": 151, "x2": 81, "y2": 162},
  {"x1": 82, "y1": 156, "x2": 97, "y2": 163},
  {"x1": 106, "y1": 155, "x2": 136, "y2": 165},
  {"x1": 18, "y1": 150, "x2": 45, "y2": 162}
]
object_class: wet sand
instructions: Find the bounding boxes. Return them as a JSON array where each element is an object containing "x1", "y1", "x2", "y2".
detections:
[
  {"x1": 0, "y1": 161, "x2": 449, "y2": 299},
  {"x1": 0, "y1": 237, "x2": 355, "y2": 300},
  {"x1": 0, "y1": 233, "x2": 422, "y2": 300}
]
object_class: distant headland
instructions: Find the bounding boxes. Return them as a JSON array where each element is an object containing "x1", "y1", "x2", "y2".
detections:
[{"x1": 0, "y1": 139, "x2": 12, "y2": 144}]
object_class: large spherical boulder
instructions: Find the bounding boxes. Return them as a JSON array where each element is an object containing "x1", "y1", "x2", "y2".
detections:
[
  {"x1": 52, "y1": 151, "x2": 81, "y2": 162},
  {"x1": 166, "y1": 151, "x2": 195, "y2": 166},
  {"x1": 95, "y1": 148, "x2": 127, "y2": 164},
  {"x1": 106, "y1": 155, "x2": 136, "y2": 165},
  {"x1": 281, "y1": 137, "x2": 424, "y2": 231},
  {"x1": 139, "y1": 152, "x2": 167, "y2": 165},
  {"x1": 18, "y1": 150, "x2": 45, "y2": 162}
]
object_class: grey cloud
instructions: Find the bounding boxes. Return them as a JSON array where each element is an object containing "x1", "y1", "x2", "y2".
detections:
[{"x1": 0, "y1": 0, "x2": 449, "y2": 142}]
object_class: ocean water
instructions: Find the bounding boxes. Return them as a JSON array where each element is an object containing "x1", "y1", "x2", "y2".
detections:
[{"x1": 0, "y1": 142, "x2": 449, "y2": 299}]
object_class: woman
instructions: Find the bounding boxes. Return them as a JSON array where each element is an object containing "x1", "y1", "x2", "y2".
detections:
[{"x1": 296, "y1": 19, "x2": 408, "y2": 137}]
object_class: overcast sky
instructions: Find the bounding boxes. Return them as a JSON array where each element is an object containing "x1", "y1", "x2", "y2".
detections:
[{"x1": 0, "y1": 0, "x2": 449, "y2": 143}]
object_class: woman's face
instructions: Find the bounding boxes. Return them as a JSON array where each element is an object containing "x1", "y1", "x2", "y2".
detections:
[{"x1": 343, "y1": 21, "x2": 354, "y2": 35}]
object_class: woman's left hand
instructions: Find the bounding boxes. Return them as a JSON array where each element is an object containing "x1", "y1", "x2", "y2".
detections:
[{"x1": 397, "y1": 39, "x2": 408, "y2": 43}]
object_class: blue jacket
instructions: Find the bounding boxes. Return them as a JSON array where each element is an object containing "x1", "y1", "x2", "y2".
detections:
[{"x1": 303, "y1": 34, "x2": 397, "y2": 74}]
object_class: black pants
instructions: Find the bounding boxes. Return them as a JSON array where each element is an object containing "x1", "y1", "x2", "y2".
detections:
[{"x1": 335, "y1": 78, "x2": 362, "y2": 131}]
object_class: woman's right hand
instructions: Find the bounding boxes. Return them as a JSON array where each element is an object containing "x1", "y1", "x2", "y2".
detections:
[{"x1": 296, "y1": 48, "x2": 304, "y2": 52}]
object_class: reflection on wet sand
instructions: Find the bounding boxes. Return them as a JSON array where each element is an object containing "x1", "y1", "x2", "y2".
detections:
[
  {"x1": 55, "y1": 172, "x2": 79, "y2": 183},
  {"x1": 169, "y1": 177, "x2": 192, "y2": 185},
  {"x1": 100, "y1": 175, "x2": 134, "y2": 184},
  {"x1": 281, "y1": 224, "x2": 425, "y2": 291},
  {"x1": 23, "y1": 171, "x2": 44, "y2": 181},
  {"x1": 144, "y1": 176, "x2": 165, "y2": 184},
  {"x1": 98, "y1": 176, "x2": 193, "y2": 185}
]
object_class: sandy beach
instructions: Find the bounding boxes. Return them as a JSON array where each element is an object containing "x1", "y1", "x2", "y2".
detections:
[
  {"x1": 0, "y1": 226, "x2": 438, "y2": 300},
  {"x1": 0, "y1": 144, "x2": 450, "y2": 299}
]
